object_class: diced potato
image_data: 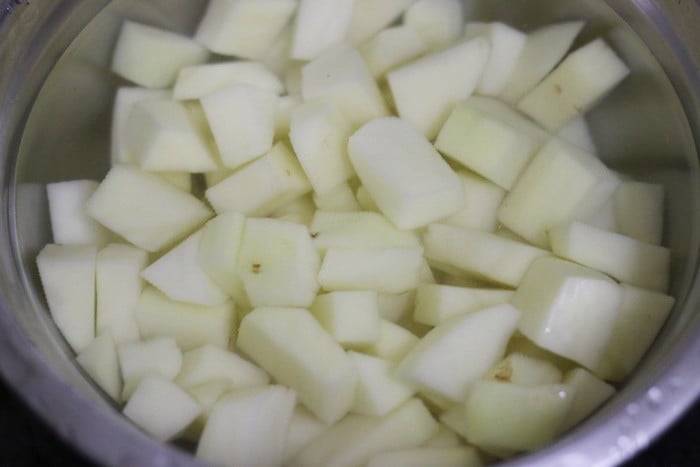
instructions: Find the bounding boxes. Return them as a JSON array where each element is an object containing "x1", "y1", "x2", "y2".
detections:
[
  {"x1": 180, "y1": 379, "x2": 231, "y2": 443},
  {"x1": 360, "y1": 25, "x2": 427, "y2": 78},
  {"x1": 497, "y1": 139, "x2": 615, "y2": 247},
  {"x1": 76, "y1": 332, "x2": 122, "y2": 402},
  {"x1": 550, "y1": 221, "x2": 670, "y2": 292},
  {"x1": 175, "y1": 344, "x2": 269, "y2": 390},
  {"x1": 111, "y1": 21, "x2": 208, "y2": 88},
  {"x1": 505, "y1": 333, "x2": 575, "y2": 373},
  {"x1": 96, "y1": 243, "x2": 147, "y2": 343},
  {"x1": 312, "y1": 183, "x2": 362, "y2": 212},
  {"x1": 558, "y1": 116, "x2": 597, "y2": 153},
  {"x1": 422, "y1": 425, "x2": 464, "y2": 448},
  {"x1": 423, "y1": 224, "x2": 549, "y2": 288},
  {"x1": 387, "y1": 38, "x2": 490, "y2": 138},
  {"x1": 271, "y1": 195, "x2": 316, "y2": 226},
  {"x1": 414, "y1": 284, "x2": 513, "y2": 326},
  {"x1": 236, "y1": 218, "x2": 320, "y2": 308},
  {"x1": 206, "y1": 143, "x2": 311, "y2": 216},
  {"x1": 274, "y1": 95, "x2": 302, "y2": 139},
  {"x1": 141, "y1": 230, "x2": 228, "y2": 306},
  {"x1": 293, "y1": 399, "x2": 438, "y2": 467},
  {"x1": 173, "y1": 61, "x2": 284, "y2": 100},
  {"x1": 348, "y1": 351, "x2": 415, "y2": 416},
  {"x1": 194, "y1": 0, "x2": 297, "y2": 59},
  {"x1": 464, "y1": 381, "x2": 574, "y2": 451},
  {"x1": 469, "y1": 22, "x2": 527, "y2": 96},
  {"x1": 237, "y1": 307, "x2": 358, "y2": 423},
  {"x1": 367, "y1": 447, "x2": 483, "y2": 467},
  {"x1": 283, "y1": 406, "x2": 330, "y2": 463},
  {"x1": 440, "y1": 171, "x2": 506, "y2": 232},
  {"x1": 347, "y1": 0, "x2": 416, "y2": 44},
  {"x1": 355, "y1": 185, "x2": 380, "y2": 212},
  {"x1": 398, "y1": 304, "x2": 521, "y2": 401},
  {"x1": 518, "y1": 39, "x2": 630, "y2": 130},
  {"x1": 37, "y1": 244, "x2": 96, "y2": 352},
  {"x1": 596, "y1": 285, "x2": 675, "y2": 381},
  {"x1": 260, "y1": 21, "x2": 295, "y2": 75},
  {"x1": 403, "y1": 0, "x2": 464, "y2": 51},
  {"x1": 485, "y1": 353, "x2": 562, "y2": 386},
  {"x1": 134, "y1": 287, "x2": 235, "y2": 351},
  {"x1": 291, "y1": 0, "x2": 356, "y2": 60},
  {"x1": 318, "y1": 247, "x2": 423, "y2": 294},
  {"x1": 311, "y1": 291, "x2": 380, "y2": 346},
  {"x1": 47, "y1": 180, "x2": 111, "y2": 246},
  {"x1": 123, "y1": 375, "x2": 201, "y2": 441},
  {"x1": 201, "y1": 84, "x2": 278, "y2": 170},
  {"x1": 301, "y1": 44, "x2": 389, "y2": 128},
  {"x1": 197, "y1": 385, "x2": 297, "y2": 467},
  {"x1": 378, "y1": 291, "x2": 415, "y2": 323},
  {"x1": 348, "y1": 117, "x2": 464, "y2": 229},
  {"x1": 561, "y1": 368, "x2": 615, "y2": 431},
  {"x1": 118, "y1": 337, "x2": 182, "y2": 399},
  {"x1": 289, "y1": 101, "x2": 355, "y2": 195},
  {"x1": 500, "y1": 21, "x2": 585, "y2": 102},
  {"x1": 86, "y1": 165, "x2": 212, "y2": 252},
  {"x1": 435, "y1": 98, "x2": 546, "y2": 190},
  {"x1": 512, "y1": 257, "x2": 623, "y2": 370},
  {"x1": 615, "y1": 181, "x2": 665, "y2": 245},
  {"x1": 362, "y1": 320, "x2": 420, "y2": 362}
]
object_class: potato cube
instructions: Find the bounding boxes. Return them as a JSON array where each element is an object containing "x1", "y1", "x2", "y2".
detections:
[
  {"x1": 47, "y1": 180, "x2": 111, "y2": 246},
  {"x1": 311, "y1": 291, "x2": 380, "y2": 346}
]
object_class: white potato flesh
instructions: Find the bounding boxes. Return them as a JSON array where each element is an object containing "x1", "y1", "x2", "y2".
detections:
[
  {"x1": 76, "y1": 331, "x2": 122, "y2": 402},
  {"x1": 37, "y1": 244, "x2": 96, "y2": 352},
  {"x1": 414, "y1": 284, "x2": 513, "y2": 326},
  {"x1": 111, "y1": 87, "x2": 170, "y2": 164},
  {"x1": 348, "y1": 117, "x2": 464, "y2": 229},
  {"x1": 309, "y1": 211, "x2": 419, "y2": 253},
  {"x1": 387, "y1": 37, "x2": 490, "y2": 139},
  {"x1": 289, "y1": 101, "x2": 355, "y2": 195},
  {"x1": 198, "y1": 385, "x2": 296, "y2": 467},
  {"x1": 398, "y1": 304, "x2": 521, "y2": 401},
  {"x1": 237, "y1": 307, "x2": 358, "y2": 424},
  {"x1": 293, "y1": 399, "x2": 438, "y2": 467},
  {"x1": 134, "y1": 287, "x2": 235, "y2": 351},
  {"x1": 236, "y1": 218, "x2": 320, "y2": 308},
  {"x1": 173, "y1": 61, "x2": 284, "y2": 100},
  {"x1": 471, "y1": 22, "x2": 527, "y2": 96},
  {"x1": 355, "y1": 185, "x2": 380, "y2": 212},
  {"x1": 485, "y1": 353, "x2": 563, "y2": 386},
  {"x1": 518, "y1": 39, "x2": 630, "y2": 130},
  {"x1": 505, "y1": 333, "x2": 576, "y2": 374},
  {"x1": 347, "y1": 0, "x2": 417, "y2": 44},
  {"x1": 360, "y1": 25, "x2": 427, "y2": 78},
  {"x1": 271, "y1": 195, "x2": 316, "y2": 226},
  {"x1": 550, "y1": 221, "x2": 670, "y2": 292},
  {"x1": 285, "y1": 64, "x2": 304, "y2": 98},
  {"x1": 423, "y1": 224, "x2": 549, "y2": 288},
  {"x1": 435, "y1": 98, "x2": 546, "y2": 190},
  {"x1": 312, "y1": 183, "x2": 361, "y2": 212},
  {"x1": 86, "y1": 165, "x2": 211, "y2": 252},
  {"x1": 497, "y1": 139, "x2": 615, "y2": 248},
  {"x1": 124, "y1": 99, "x2": 218, "y2": 173},
  {"x1": 197, "y1": 213, "x2": 248, "y2": 306},
  {"x1": 500, "y1": 21, "x2": 585, "y2": 102},
  {"x1": 423, "y1": 425, "x2": 463, "y2": 448},
  {"x1": 194, "y1": 0, "x2": 297, "y2": 59},
  {"x1": 347, "y1": 351, "x2": 415, "y2": 416},
  {"x1": 175, "y1": 344, "x2": 269, "y2": 389},
  {"x1": 403, "y1": 0, "x2": 464, "y2": 51},
  {"x1": 141, "y1": 230, "x2": 228, "y2": 306},
  {"x1": 201, "y1": 84, "x2": 278, "y2": 170},
  {"x1": 562, "y1": 368, "x2": 615, "y2": 431},
  {"x1": 367, "y1": 447, "x2": 483, "y2": 467},
  {"x1": 111, "y1": 21, "x2": 208, "y2": 89},
  {"x1": 558, "y1": 116, "x2": 597, "y2": 153},
  {"x1": 318, "y1": 247, "x2": 423, "y2": 294},
  {"x1": 596, "y1": 285, "x2": 675, "y2": 381},
  {"x1": 378, "y1": 291, "x2": 415, "y2": 323},
  {"x1": 464, "y1": 381, "x2": 574, "y2": 451},
  {"x1": 47, "y1": 180, "x2": 111, "y2": 246},
  {"x1": 180, "y1": 379, "x2": 231, "y2": 443},
  {"x1": 512, "y1": 257, "x2": 623, "y2": 370},
  {"x1": 301, "y1": 44, "x2": 389, "y2": 129},
  {"x1": 283, "y1": 406, "x2": 330, "y2": 463},
  {"x1": 96, "y1": 243, "x2": 147, "y2": 343},
  {"x1": 260, "y1": 21, "x2": 295, "y2": 75},
  {"x1": 440, "y1": 171, "x2": 506, "y2": 232},
  {"x1": 615, "y1": 181, "x2": 665, "y2": 245},
  {"x1": 438, "y1": 405, "x2": 470, "y2": 441},
  {"x1": 362, "y1": 320, "x2": 420, "y2": 362},
  {"x1": 311, "y1": 291, "x2": 380, "y2": 346},
  {"x1": 291, "y1": 0, "x2": 355, "y2": 60},
  {"x1": 205, "y1": 143, "x2": 311, "y2": 216},
  {"x1": 274, "y1": 95, "x2": 301, "y2": 139},
  {"x1": 124, "y1": 375, "x2": 201, "y2": 442},
  {"x1": 118, "y1": 337, "x2": 182, "y2": 399}
]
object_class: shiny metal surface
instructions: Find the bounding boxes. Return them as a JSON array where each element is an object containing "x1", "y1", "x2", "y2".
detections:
[{"x1": 0, "y1": 1, "x2": 698, "y2": 466}]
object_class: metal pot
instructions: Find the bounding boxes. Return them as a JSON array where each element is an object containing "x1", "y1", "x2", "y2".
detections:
[{"x1": 0, "y1": 0, "x2": 697, "y2": 465}]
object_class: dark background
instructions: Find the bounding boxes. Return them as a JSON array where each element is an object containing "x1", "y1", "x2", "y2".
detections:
[{"x1": 0, "y1": 379, "x2": 697, "y2": 466}]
